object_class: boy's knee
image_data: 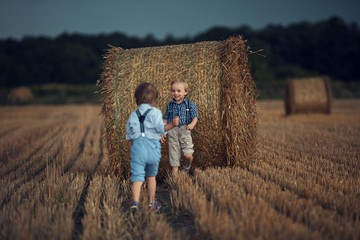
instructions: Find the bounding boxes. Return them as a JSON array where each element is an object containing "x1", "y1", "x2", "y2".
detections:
[{"x1": 185, "y1": 154, "x2": 193, "y2": 161}]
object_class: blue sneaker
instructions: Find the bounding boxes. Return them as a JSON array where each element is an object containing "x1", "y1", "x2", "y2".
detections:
[
  {"x1": 148, "y1": 200, "x2": 161, "y2": 213},
  {"x1": 130, "y1": 201, "x2": 141, "y2": 215},
  {"x1": 180, "y1": 162, "x2": 191, "y2": 174}
]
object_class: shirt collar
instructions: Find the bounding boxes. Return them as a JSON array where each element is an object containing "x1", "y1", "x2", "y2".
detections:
[
  {"x1": 139, "y1": 103, "x2": 152, "y2": 111},
  {"x1": 171, "y1": 98, "x2": 188, "y2": 105}
]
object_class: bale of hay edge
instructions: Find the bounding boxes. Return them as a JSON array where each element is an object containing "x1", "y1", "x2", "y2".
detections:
[
  {"x1": 284, "y1": 76, "x2": 332, "y2": 115},
  {"x1": 98, "y1": 36, "x2": 257, "y2": 179}
]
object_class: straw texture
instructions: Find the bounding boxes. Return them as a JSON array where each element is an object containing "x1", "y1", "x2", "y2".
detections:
[
  {"x1": 98, "y1": 36, "x2": 257, "y2": 178},
  {"x1": 284, "y1": 76, "x2": 332, "y2": 115}
]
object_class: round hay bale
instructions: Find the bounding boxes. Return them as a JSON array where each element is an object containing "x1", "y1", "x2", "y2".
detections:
[
  {"x1": 8, "y1": 87, "x2": 34, "y2": 103},
  {"x1": 98, "y1": 36, "x2": 257, "y2": 178},
  {"x1": 284, "y1": 76, "x2": 332, "y2": 115}
]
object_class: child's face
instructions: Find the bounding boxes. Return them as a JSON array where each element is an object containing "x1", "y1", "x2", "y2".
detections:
[{"x1": 171, "y1": 82, "x2": 187, "y2": 103}]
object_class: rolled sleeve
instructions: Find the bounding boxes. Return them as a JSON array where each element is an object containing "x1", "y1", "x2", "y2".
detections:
[
  {"x1": 189, "y1": 101, "x2": 200, "y2": 121},
  {"x1": 151, "y1": 108, "x2": 166, "y2": 135}
]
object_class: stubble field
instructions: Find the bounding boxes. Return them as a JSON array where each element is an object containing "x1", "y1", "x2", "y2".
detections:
[{"x1": 0, "y1": 99, "x2": 359, "y2": 240}]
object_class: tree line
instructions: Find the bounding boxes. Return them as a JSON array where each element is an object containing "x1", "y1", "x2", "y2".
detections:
[{"x1": 0, "y1": 16, "x2": 359, "y2": 90}]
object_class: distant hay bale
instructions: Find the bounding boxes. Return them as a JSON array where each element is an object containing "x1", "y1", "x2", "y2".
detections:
[
  {"x1": 284, "y1": 76, "x2": 332, "y2": 115},
  {"x1": 8, "y1": 87, "x2": 34, "y2": 103},
  {"x1": 98, "y1": 36, "x2": 257, "y2": 178}
]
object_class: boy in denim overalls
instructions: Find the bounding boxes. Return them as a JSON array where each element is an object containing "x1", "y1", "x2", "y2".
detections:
[{"x1": 126, "y1": 82, "x2": 179, "y2": 213}]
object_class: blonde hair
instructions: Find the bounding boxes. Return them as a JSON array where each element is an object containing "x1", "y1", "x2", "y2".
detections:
[{"x1": 171, "y1": 78, "x2": 189, "y2": 92}]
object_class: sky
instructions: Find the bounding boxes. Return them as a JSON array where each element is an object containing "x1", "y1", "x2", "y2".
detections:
[{"x1": 1, "y1": 0, "x2": 359, "y2": 40}]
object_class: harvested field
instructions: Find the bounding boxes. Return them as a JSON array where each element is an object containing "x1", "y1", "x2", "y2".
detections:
[{"x1": 0, "y1": 99, "x2": 359, "y2": 240}]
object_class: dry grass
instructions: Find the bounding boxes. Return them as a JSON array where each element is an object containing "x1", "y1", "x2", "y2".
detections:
[{"x1": 0, "y1": 99, "x2": 359, "y2": 239}]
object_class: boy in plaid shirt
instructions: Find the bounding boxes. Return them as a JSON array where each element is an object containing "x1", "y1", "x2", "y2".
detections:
[{"x1": 162, "y1": 78, "x2": 199, "y2": 174}]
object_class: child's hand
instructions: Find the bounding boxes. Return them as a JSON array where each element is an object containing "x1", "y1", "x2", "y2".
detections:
[
  {"x1": 160, "y1": 134, "x2": 167, "y2": 144},
  {"x1": 172, "y1": 116, "x2": 180, "y2": 126},
  {"x1": 186, "y1": 123, "x2": 195, "y2": 130}
]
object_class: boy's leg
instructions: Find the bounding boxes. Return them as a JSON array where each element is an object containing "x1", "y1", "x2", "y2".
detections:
[
  {"x1": 168, "y1": 128, "x2": 181, "y2": 174},
  {"x1": 172, "y1": 166, "x2": 179, "y2": 175},
  {"x1": 131, "y1": 181, "x2": 143, "y2": 203},
  {"x1": 146, "y1": 176, "x2": 156, "y2": 203},
  {"x1": 146, "y1": 176, "x2": 161, "y2": 212},
  {"x1": 179, "y1": 126, "x2": 194, "y2": 169},
  {"x1": 130, "y1": 138, "x2": 147, "y2": 203},
  {"x1": 184, "y1": 154, "x2": 193, "y2": 169}
]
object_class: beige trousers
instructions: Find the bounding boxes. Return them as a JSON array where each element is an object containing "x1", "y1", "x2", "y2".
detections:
[{"x1": 167, "y1": 125, "x2": 194, "y2": 167}]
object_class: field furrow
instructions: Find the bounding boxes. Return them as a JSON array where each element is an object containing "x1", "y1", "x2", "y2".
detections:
[
  {"x1": 0, "y1": 173, "x2": 86, "y2": 240},
  {"x1": 197, "y1": 167, "x2": 360, "y2": 239},
  {"x1": 0, "y1": 123, "x2": 65, "y2": 178},
  {"x1": 0, "y1": 100, "x2": 359, "y2": 239},
  {"x1": 249, "y1": 160, "x2": 360, "y2": 221},
  {"x1": 0, "y1": 124, "x2": 21, "y2": 140}
]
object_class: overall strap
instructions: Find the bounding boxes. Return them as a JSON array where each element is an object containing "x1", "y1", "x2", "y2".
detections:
[
  {"x1": 136, "y1": 108, "x2": 152, "y2": 136},
  {"x1": 186, "y1": 99, "x2": 191, "y2": 125}
]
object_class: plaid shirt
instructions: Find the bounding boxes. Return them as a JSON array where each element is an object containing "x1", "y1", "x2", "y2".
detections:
[{"x1": 163, "y1": 98, "x2": 199, "y2": 126}]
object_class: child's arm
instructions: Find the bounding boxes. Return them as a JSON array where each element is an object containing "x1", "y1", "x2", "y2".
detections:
[
  {"x1": 127, "y1": 140, "x2": 133, "y2": 161},
  {"x1": 160, "y1": 134, "x2": 166, "y2": 144},
  {"x1": 164, "y1": 116, "x2": 179, "y2": 131},
  {"x1": 186, "y1": 117, "x2": 198, "y2": 130},
  {"x1": 160, "y1": 119, "x2": 168, "y2": 144}
]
